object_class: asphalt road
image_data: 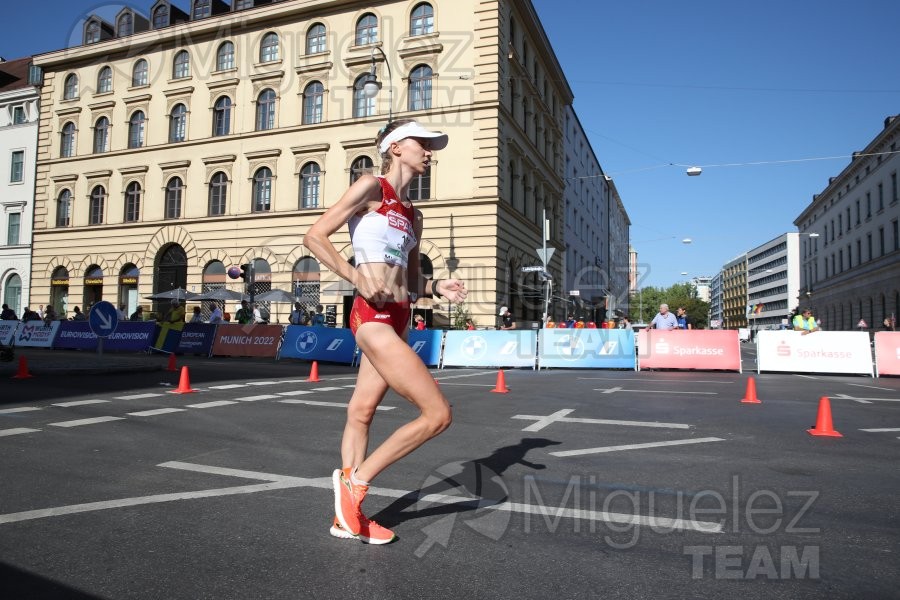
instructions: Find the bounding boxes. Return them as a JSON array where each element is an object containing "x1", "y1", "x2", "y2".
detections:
[{"x1": 1, "y1": 349, "x2": 898, "y2": 599}]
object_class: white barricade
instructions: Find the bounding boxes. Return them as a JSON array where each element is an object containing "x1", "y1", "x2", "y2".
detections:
[{"x1": 756, "y1": 330, "x2": 873, "y2": 376}]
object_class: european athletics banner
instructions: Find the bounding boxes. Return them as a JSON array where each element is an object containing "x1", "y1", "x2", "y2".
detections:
[
  {"x1": 279, "y1": 325, "x2": 356, "y2": 364},
  {"x1": 175, "y1": 323, "x2": 218, "y2": 356},
  {"x1": 408, "y1": 329, "x2": 443, "y2": 366},
  {"x1": 441, "y1": 330, "x2": 537, "y2": 368},
  {"x1": 13, "y1": 321, "x2": 60, "y2": 348},
  {"x1": 538, "y1": 328, "x2": 636, "y2": 369}
]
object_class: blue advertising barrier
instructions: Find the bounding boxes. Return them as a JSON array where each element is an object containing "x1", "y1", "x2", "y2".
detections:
[
  {"x1": 441, "y1": 330, "x2": 537, "y2": 368},
  {"x1": 13, "y1": 321, "x2": 61, "y2": 348},
  {"x1": 0, "y1": 320, "x2": 18, "y2": 346},
  {"x1": 53, "y1": 321, "x2": 156, "y2": 351},
  {"x1": 538, "y1": 328, "x2": 636, "y2": 369},
  {"x1": 408, "y1": 329, "x2": 444, "y2": 366},
  {"x1": 279, "y1": 325, "x2": 357, "y2": 364},
  {"x1": 175, "y1": 323, "x2": 217, "y2": 356}
]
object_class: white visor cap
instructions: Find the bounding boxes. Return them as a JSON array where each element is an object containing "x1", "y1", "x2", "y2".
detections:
[{"x1": 378, "y1": 121, "x2": 449, "y2": 154}]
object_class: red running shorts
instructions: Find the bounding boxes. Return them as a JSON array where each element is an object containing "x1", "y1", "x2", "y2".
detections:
[{"x1": 349, "y1": 295, "x2": 411, "y2": 337}]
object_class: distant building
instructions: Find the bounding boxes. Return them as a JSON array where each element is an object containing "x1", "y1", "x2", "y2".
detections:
[
  {"x1": 690, "y1": 275, "x2": 711, "y2": 302},
  {"x1": 794, "y1": 115, "x2": 900, "y2": 330},
  {"x1": 708, "y1": 271, "x2": 723, "y2": 328},
  {"x1": 721, "y1": 253, "x2": 748, "y2": 329},
  {"x1": 746, "y1": 233, "x2": 801, "y2": 331},
  {"x1": 0, "y1": 56, "x2": 40, "y2": 317}
]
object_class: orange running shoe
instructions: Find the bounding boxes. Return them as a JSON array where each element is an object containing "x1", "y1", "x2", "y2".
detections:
[
  {"x1": 330, "y1": 516, "x2": 396, "y2": 545},
  {"x1": 333, "y1": 467, "x2": 367, "y2": 535}
]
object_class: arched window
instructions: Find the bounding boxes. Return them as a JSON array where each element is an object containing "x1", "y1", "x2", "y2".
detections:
[
  {"x1": 192, "y1": 0, "x2": 210, "y2": 19},
  {"x1": 165, "y1": 177, "x2": 183, "y2": 219},
  {"x1": 255, "y1": 88, "x2": 276, "y2": 131},
  {"x1": 212, "y1": 96, "x2": 231, "y2": 136},
  {"x1": 252, "y1": 167, "x2": 273, "y2": 212},
  {"x1": 173, "y1": 50, "x2": 190, "y2": 79},
  {"x1": 89, "y1": 185, "x2": 106, "y2": 225},
  {"x1": 93, "y1": 117, "x2": 109, "y2": 153},
  {"x1": 117, "y1": 12, "x2": 133, "y2": 36},
  {"x1": 97, "y1": 66, "x2": 112, "y2": 94},
  {"x1": 353, "y1": 74, "x2": 375, "y2": 118},
  {"x1": 85, "y1": 20, "x2": 101, "y2": 44},
  {"x1": 63, "y1": 74, "x2": 78, "y2": 100},
  {"x1": 260, "y1": 32, "x2": 279, "y2": 62},
  {"x1": 410, "y1": 3, "x2": 434, "y2": 36},
  {"x1": 152, "y1": 5, "x2": 168, "y2": 28},
  {"x1": 208, "y1": 172, "x2": 227, "y2": 216},
  {"x1": 60, "y1": 122, "x2": 76, "y2": 157},
  {"x1": 300, "y1": 162, "x2": 320, "y2": 208},
  {"x1": 216, "y1": 41, "x2": 234, "y2": 71},
  {"x1": 355, "y1": 13, "x2": 378, "y2": 45},
  {"x1": 56, "y1": 189, "x2": 72, "y2": 227},
  {"x1": 350, "y1": 156, "x2": 373, "y2": 185},
  {"x1": 132, "y1": 59, "x2": 149, "y2": 87},
  {"x1": 128, "y1": 110, "x2": 145, "y2": 148},
  {"x1": 306, "y1": 23, "x2": 326, "y2": 54},
  {"x1": 302, "y1": 81, "x2": 324, "y2": 124},
  {"x1": 3, "y1": 274, "x2": 22, "y2": 316},
  {"x1": 124, "y1": 182, "x2": 141, "y2": 222},
  {"x1": 169, "y1": 103, "x2": 187, "y2": 143},
  {"x1": 408, "y1": 64, "x2": 433, "y2": 111}
]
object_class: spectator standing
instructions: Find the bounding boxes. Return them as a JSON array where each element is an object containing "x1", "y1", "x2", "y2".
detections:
[
  {"x1": 499, "y1": 306, "x2": 516, "y2": 330},
  {"x1": 71, "y1": 306, "x2": 87, "y2": 321},
  {"x1": 190, "y1": 306, "x2": 204, "y2": 323},
  {"x1": 208, "y1": 303, "x2": 224, "y2": 324},
  {"x1": 130, "y1": 306, "x2": 144, "y2": 321},
  {"x1": 289, "y1": 302, "x2": 305, "y2": 325},
  {"x1": 311, "y1": 304, "x2": 326, "y2": 327},
  {"x1": 676, "y1": 306, "x2": 693, "y2": 330},
  {"x1": 650, "y1": 304, "x2": 678, "y2": 330},
  {"x1": 792, "y1": 308, "x2": 820, "y2": 335},
  {"x1": 0, "y1": 304, "x2": 16, "y2": 320},
  {"x1": 235, "y1": 300, "x2": 253, "y2": 325}
]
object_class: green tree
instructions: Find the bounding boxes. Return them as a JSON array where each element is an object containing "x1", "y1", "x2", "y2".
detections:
[{"x1": 629, "y1": 282, "x2": 709, "y2": 328}]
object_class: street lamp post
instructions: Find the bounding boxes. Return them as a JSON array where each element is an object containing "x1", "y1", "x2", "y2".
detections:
[{"x1": 363, "y1": 46, "x2": 393, "y2": 122}]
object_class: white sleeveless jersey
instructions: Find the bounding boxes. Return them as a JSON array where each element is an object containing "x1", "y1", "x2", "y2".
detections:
[{"x1": 348, "y1": 177, "x2": 417, "y2": 267}]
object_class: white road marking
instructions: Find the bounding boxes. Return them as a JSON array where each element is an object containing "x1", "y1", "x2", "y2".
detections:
[
  {"x1": 235, "y1": 394, "x2": 281, "y2": 402},
  {"x1": 278, "y1": 399, "x2": 395, "y2": 411},
  {"x1": 245, "y1": 381, "x2": 281, "y2": 386},
  {"x1": 795, "y1": 375, "x2": 820, "y2": 380},
  {"x1": 831, "y1": 393, "x2": 900, "y2": 404},
  {"x1": 0, "y1": 428, "x2": 40, "y2": 437},
  {"x1": 311, "y1": 387, "x2": 344, "y2": 392},
  {"x1": 53, "y1": 400, "x2": 110, "y2": 407},
  {"x1": 0, "y1": 407, "x2": 41, "y2": 414},
  {"x1": 207, "y1": 384, "x2": 245, "y2": 390},
  {"x1": 276, "y1": 390, "x2": 315, "y2": 396},
  {"x1": 578, "y1": 377, "x2": 731, "y2": 384},
  {"x1": 551, "y1": 437, "x2": 725, "y2": 457},
  {"x1": 186, "y1": 401, "x2": 238, "y2": 409},
  {"x1": 127, "y1": 408, "x2": 187, "y2": 417},
  {"x1": 0, "y1": 460, "x2": 723, "y2": 534},
  {"x1": 513, "y1": 411, "x2": 690, "y2": 431},
  {"x1": 847, "y1": 383, "x2": 895, "y2": 391},
  {"x1": 49, "y1": 416, "x2": 125, "y2": 428},
  {"x1": 860, "y1": 428, "x2": 900, "y2": 432},
  {"x1": 115, "y1": 394, "x2": 163, "y2": 400},
  {"x1": 594, "y1": 388, "x2": 717, "y2": 395}
]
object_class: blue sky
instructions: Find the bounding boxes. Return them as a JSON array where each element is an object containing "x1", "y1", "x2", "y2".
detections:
[{"x1": 4, "y1": 1, "x2": 900, "y2": 287}]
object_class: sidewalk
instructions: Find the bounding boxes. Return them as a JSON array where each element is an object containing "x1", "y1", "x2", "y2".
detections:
[{"x1": 0, "y1": 347, "x2": 166, "y2": 377}]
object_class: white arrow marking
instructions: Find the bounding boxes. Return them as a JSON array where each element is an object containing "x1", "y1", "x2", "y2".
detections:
[
  {"x1": 593, "y1": 388, "x2": 717, "y2": 395},
  {"x1": 551, "y1": 437, "x2": 725, "y2": 457},
  {"x1": 831, "y1": 393, "x2": 900, "y2": 404},
  {"x1": 512, "y1": 411, "x2": 689, "y2": 430}
]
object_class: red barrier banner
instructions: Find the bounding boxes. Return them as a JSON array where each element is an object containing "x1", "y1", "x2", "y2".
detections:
[
  {"x1": 638, "y1": 329, "x2": 742, "y2": 372},
  {"x1": 874, "y1": 332, "x2": 900, "y2": 376},
  {"x1": 211, "y1": 324, "x2": 284, "y2": 357}
]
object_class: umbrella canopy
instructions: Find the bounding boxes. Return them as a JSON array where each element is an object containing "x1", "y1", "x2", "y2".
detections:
[
  {"x1": 253, "y1": 288, "x2": 317, "y2": 304},
  {"x1": 145, "y1": 288, "x2": 199, "y2": 301},
  {"x1": 193, "y1": 288, "x2": 247, "y2": 301}
]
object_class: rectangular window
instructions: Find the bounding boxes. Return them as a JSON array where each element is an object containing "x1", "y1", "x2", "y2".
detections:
[
  {"x1": 6, "y1": 213, "x2": 20, "y2": 245},
  {"x1": 10, "y1": 150, "x2": 24, "y2": 183},
  {"x1": 866, "y1": 192, "x2": 872, "y2": 218},
  {"x1": 867, "y1": 233, "x2": 872, "y2": 262},
  {"x1": 893, "y1": 219, "x2": 899, "y2": 252},
  {"x1": 879, "y1": 182, "x2": 885, "y2": 210},
  {"x1": 12, "y1": 106, "x2": 26, "y2": 124},
  {"x1": 879, "y1": 227, "x2": 885, "y2": 257},
  {"x1": 845, "y1": 207, "x2": 850, "y2": 232},
  {"x1": 892, "y1": 172, "x2": 898, "y2": 204},
  {"x1": 855, "y1": 200, "x2": 860, "y2": 225},
  {"x1": 856, "y1": 239, "x2": 861, "y2": 266}
]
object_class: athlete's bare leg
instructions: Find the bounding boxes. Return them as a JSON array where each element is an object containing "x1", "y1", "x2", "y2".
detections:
[
  {"x1": 341, "y1": 352, "x2": 389, "y2": 469},
  {"x1": 351, "y1": 322, "x2": 451, "y2": 483}
]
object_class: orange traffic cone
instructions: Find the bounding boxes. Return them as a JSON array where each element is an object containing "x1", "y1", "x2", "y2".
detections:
[
  {"x1": 170, "y1": 366, "x2": 199, "y2": 394},
  {"x1": 491, "y1": 369, "x2": 510, "y2": 394},
  {"x1": 307, "y1": 360, "x2": 320, "y2": 382},
  {"x1": 12, "y1": 356, "x2": 33, "y2": 379},
  {"x1": 807, "y1": 396, "x2": 842, "y2": 437},
  {"x1": 741, "y1": 377, "x2": 761, "y2": 404},
  {"x1": 166, "y1": 353, "x2": 178, "y2": 372}
]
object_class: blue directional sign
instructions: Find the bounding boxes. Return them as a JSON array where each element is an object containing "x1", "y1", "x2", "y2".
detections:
[{"x1": 88, "y1": 300, "x2": 119, "y2": 338}]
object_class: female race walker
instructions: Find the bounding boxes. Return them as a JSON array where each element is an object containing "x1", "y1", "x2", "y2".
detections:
[{"x1": 303, "y1": 119, "x2": 467, "y2": 544}]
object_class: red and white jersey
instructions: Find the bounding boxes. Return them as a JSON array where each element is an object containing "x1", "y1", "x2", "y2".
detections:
[{"x1": 348, "y1": 176, "x2": 417, "y2": 267}]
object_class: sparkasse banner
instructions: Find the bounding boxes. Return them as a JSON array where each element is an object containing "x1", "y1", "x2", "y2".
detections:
[
  {"x1": 637, "y1": 330, "x2": 741, "y2": 372},
  {"x1": 873, "y1": 332, "x2": 900, "y2": 376},
  {"x1": 756, "y1": 330, "x2": 873, "y2": 376}
]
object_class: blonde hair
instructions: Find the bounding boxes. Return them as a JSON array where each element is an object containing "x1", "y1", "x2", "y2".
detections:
[{"x1": 374, "y1": 118, "x2": 415, "y2": 175}]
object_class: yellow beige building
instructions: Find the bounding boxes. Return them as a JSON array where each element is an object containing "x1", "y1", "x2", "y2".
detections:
[{"x1": 31, "y1": 0, "x2": 573, "y2": 327}]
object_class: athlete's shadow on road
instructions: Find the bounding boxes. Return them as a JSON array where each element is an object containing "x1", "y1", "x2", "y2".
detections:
[{"x1": 370, "y1": 437, "x2": 561, "y2": 528}]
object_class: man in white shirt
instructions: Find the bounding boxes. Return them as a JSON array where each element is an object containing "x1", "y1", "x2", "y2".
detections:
[
  {"x1": 289, "y1": 302, "x2": 304, "y2": 325},
  {"x1": 650, "y1": 303, "x2": 678, "y2": 330},
  {"x1": 208, "y1": 302, "x2": 224, "y2": 324},
  {"x1": 252, "y1": 303, "x2": 265, "y2": 324}
]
